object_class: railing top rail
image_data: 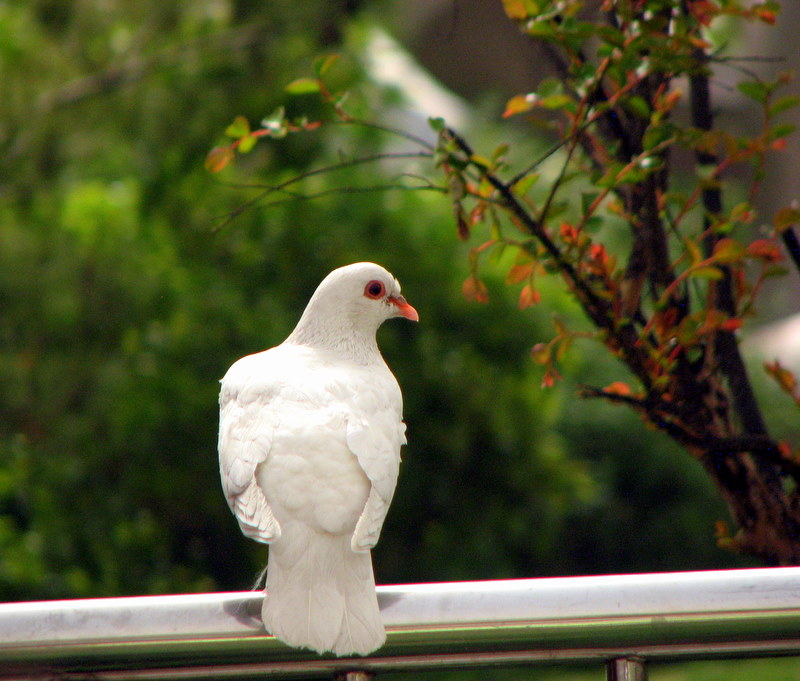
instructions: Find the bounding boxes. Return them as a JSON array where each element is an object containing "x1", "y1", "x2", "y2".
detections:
[{"x1": 2, "y1": 567, "x2": 800, "y2": 679}]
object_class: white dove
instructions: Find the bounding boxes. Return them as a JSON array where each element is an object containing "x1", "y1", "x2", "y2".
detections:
[{"x1": 218, "y1": 262, "x2": 418, "y2": 656}]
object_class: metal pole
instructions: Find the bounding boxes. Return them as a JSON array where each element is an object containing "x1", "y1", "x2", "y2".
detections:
[
  {"x1": 1, "y1": 568, "x2": 800, "y2": 679},
  {"x1": 607, "y1": 657, "x2": 647, "y2": 681},
  {"x1": 333, "y1": 672, "x2": 375, "y2": 681}
]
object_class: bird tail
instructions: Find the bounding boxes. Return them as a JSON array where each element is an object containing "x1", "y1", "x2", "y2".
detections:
[{"x1": 262, "y1": 524, "x2": 385, "y2": 657}]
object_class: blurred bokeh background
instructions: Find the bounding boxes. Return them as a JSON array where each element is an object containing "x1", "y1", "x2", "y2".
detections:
[{"x1": 2, "y1": 0, "x2": 800, "y2": 615}]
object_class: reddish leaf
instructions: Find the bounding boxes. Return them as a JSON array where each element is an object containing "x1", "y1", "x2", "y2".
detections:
[
  {"x1": 530, "y1": 342, "x2": 550, "y2": 365},
  {"x1": 720, "y1": 317, "x2": 743, "y2": 332},
  {"x1": 747, "y1": 239, "x2": 783, "y2": 263},
  {"x1": 454, "y1": 202, "x2": 469, "y2": 240},
  {"x1": 462, "y1": 276, "x2": 489, "y2": 303},
  {"x1": 469, "y1": 201, "x2": 488, "y2": 226},
  {"x1": 541, "y1": 367, "x2": 561, "y2": 389},
  {"x1": 604, "y1": 381, "x2": 632, "y2": 396},
  {"x1": 518, "y1": 284, "x2": 541, "y2": 310},
  {"x1": 503, "y1": 94, "x2": 535, "y2": 118},
  {"x1": 506, "y1": 263, "x2": 535, "y2": 284},
  {"x1": 475, "y1": 239, "x2": 496, "y2": 254},
  {"x1": 590, "y1": 243, "x2": 607, "y2": 262},
  {"x1": 502, "y1": 0, "x2": 530, "y2": 20},
  {"x1": 560, "y1": 221, "x2": 579, "y2": 244},
  {"x1": 755, "y1": 8, "x2": 777, "y2": 24},
  {"x1": 205, "y1": 146, "x2": 234, "y2": 173},
  {"x1": 730, "y1": 202, "x2": 754, "y2": 224},
  {"x1": 765, "y1": 360, "x2": 797, "y2": 394}
]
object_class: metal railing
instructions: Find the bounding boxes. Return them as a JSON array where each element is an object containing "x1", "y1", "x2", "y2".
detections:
[{"x1": 1, "y1": 567, "x2": 800, "y2": 680}]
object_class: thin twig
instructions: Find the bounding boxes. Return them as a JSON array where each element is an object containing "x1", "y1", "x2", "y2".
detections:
[
  {"x1": 211, "y1": 151, "x2": 433, "y2": 230},
  {"x1": 339, "y1": 118, "x2": 437, "y2": 153},
  {"x1": 237, "y1": 182, "x2": 446, "y2": 209}
]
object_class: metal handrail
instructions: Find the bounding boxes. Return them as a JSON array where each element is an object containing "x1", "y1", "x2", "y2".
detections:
[{"x1": 1, "y1": 567, "x2": 800, "y2": 679}]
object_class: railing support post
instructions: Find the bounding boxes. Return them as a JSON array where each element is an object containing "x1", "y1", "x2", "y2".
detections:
[
  {"x1": 334, "y1": 670, "x2": 375, "y2": 681},
  {"x1": 607, "y1": 656, "x2": 647, "y2": 681}
]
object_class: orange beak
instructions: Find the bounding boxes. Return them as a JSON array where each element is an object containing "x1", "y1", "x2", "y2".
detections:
[{"x1": 389, "y1": 295, "x2": 419, "y2": 322}]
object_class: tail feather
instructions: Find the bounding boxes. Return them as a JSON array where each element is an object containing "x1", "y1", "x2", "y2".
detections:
[{"x1": 262, "y1": 524, "x2": 385, "y2": 656}]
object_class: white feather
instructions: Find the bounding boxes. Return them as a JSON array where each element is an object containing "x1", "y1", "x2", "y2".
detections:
[{"x1": 218, "y1": 263, "x2": 415, "y2": 656}]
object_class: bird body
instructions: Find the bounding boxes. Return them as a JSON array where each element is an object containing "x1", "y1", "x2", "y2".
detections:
[{"x1": 218, "y1": 263, "x2": 417, "y2": 656}]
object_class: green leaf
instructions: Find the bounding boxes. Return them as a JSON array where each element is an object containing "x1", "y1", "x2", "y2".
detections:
[
  {"x1": 492, "y1": 143, "x2": 510, "y2": 161},
  {"x1": 261, "y1": 106, "x2": 286, "y2": 134},
  {"x1": 225, "y1": 115, "x2": 250, "y2": 139},
  {"x1": 596, "y1": 163, "x2": 624, "y2": 188},
  {"x1": 769, "y1": 95, "x2": 800, "y2": 117},
  {"x1": 537, "y1": 78, "x2": 562, "y2": 98},
  {"x1": 638, "y1": 155, "x2": 664, "y2": 172},
  {"x1": 428, "y1": 116, "x2": 446, "y2": 132},
  {"x1": 580, "y1": 192, "x2": 599, "y2": 214},
  {"x1": 775, "y1": 206, "x2": 800, "y2": 231},
  {"x1": 695, "y1": 163, "x2": 718, "y2": 185},
  {"x1": 689, "y1": 266, "x2": 724, "y2": 280},
  {"x1": 625, "y1": 95, "x2": 651, "y2": 119},
  {"x1": 596, "y1": 162, "x2": 645, "y2": 188},
  {"x1": 313, "y1": 54, "x2": 339, "y2": 78},
  {"x1": 643, "y1": 123, "x2": 675, "y2": 151},
  {"x1": 469, "y1": 154, "x2": 493, "y2": 170},
  {"x1": 583, "y1": 216, "x2": 604, "y2": 231},
  {"x1": 596, "y1": 24, "x2": 625, "y2": 47},
  {"x1": 526, "y1": 19, "x2": 558, "y2": 41},
  {"x1": 737, "y1": 80, "x2": 769, "y2": 104},
  {"x1": 237, "y1": 135, "x2": 257, "y2": 153},
  {"x1": 511, "y1": 172, "x2": 539, "y2": 196},
  {"x1": 684, "y1": 237, "x2": 702, "y2": 266},
  {"x1": 770, "y1": 122, "x2": 797, "y2": 140},
  {"x1": 764, "y1": 265, "x2": 789, "y2": 279},
  {"x1": 285, "y1": 77, "x2": 321, "y2": 95},
  {"x1": 539, "y1": 93, "x2": 577, "y2": 112},
  {"x1": 712, "y1": 238, "x2": 745, "y2": 264}
]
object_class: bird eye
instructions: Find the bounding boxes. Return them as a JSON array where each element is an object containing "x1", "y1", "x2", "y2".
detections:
[{"x1": 364, "y1": 280, "x2": 386, "y2": 299}]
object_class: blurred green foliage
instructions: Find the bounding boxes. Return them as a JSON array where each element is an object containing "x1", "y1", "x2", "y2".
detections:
[{"x1": 0, "y1": 0, "x2": 756, "y2": 602}]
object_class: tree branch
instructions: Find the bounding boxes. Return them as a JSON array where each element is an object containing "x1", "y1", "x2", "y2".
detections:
[
  {"x1": 781, "y1": 227, "x2": 800, "y2": 275},
  {"x1": 689, "y1": 48, "x2": 774, "y2": 440},
  {"x1": 442, "y1": 126, "x2": 657, "y2": 390}
]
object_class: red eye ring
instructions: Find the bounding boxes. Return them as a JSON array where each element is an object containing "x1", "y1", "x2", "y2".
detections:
[{"x1": 364, "y1": 280, "x2": 386, "y2": 299}]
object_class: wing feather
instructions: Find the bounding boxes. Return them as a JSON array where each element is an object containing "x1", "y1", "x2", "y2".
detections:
[
  {"x1": 218, "y1": 353, "x2": 281, "y2": 544},
  {"x1": 345, "y1": 368, "x2": 405, "y2": 552}
]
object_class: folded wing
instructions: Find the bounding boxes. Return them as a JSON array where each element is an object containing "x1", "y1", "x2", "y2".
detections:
[{"x1": 218, "y1": 358, "x2": 281, "y2": 543}]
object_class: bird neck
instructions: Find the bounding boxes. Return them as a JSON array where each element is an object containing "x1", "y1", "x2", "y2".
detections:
[{"x1": 285, "y1": 314, "x2": 382, "y2": 365}]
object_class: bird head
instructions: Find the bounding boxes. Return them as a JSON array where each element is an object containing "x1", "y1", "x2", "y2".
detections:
[{"x1": 286, "y1": 263, "x2": 418, "y2": 357}]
